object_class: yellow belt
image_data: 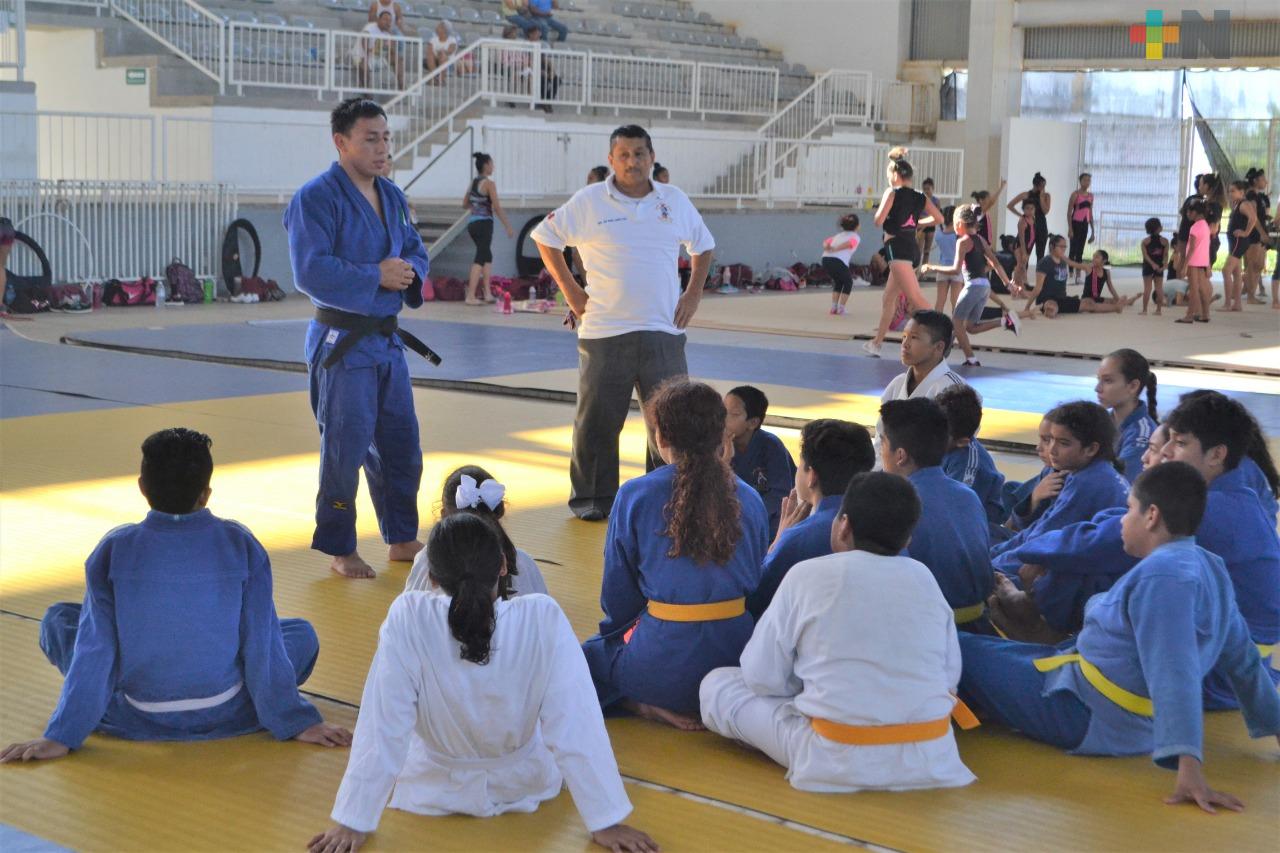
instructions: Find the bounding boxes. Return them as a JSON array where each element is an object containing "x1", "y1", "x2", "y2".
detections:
[
  {"x1": 812, "y1": 698, "x2": 981, "y2": 746},
  {"x1": 1258, "y1": 643, "x2": 1276, "y2": 657},
  {"x1": 953, "y1": 602, "x2": 986, "y2": 624},
  {"x1": 646, "y1": 597, "x2": 746, "y2": 622},
  {"x1": 1034, "y1": 653, "x2": 1154, "y2": 717}
]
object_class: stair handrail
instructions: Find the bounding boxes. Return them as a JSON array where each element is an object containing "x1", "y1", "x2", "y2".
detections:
[
  {"x1": 402, "y1": 124, "x2": 474, "y2": 196},
  {"x1": 109, "y1": 0, "x2": 225, "y2": 93},
  {"x1": 383, "y1": 38, "x2": 491, "y2": 165}
]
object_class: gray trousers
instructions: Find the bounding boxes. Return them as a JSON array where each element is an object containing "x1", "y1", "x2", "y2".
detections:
[{"x1": 570, "y1": 331, "x2": 688, "y2": 514}]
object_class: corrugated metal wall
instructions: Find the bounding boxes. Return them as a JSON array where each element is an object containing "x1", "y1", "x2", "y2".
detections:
[
  {"x1": 1024, "y1": 20, "x2": 1280, "y2": 61},
  {"x1": 909, "y1": 0, "x2": 970, "y2": 62}
]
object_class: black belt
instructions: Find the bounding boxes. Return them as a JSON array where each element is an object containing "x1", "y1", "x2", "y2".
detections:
[{"x1": 314, "y1": 307, "x2": 442, "y2": 369}]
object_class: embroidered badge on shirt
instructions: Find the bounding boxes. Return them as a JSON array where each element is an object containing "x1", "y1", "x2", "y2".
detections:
[
  {"x1": 326, "y1": 329, "x2": 340, "y2": 345},
  {"x1": 657, "y1": 202, "x2": 672, "y2": 223}
]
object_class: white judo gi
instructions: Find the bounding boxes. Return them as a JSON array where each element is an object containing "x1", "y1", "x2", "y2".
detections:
[
  {"x1": 873, "y1": 361, "x2": 966, "y2": 465},
  {"x1": 404, "y1": 545, "x2": 549, "y2": 597},
  {"x1": 700, "y1": 550, "x2": 976, "y2": 792},
  {"x1": 331, "y1": 591, "x2": 630, "y2": 833}
]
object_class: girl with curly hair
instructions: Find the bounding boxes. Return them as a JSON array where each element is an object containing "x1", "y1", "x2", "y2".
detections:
[{"x1": 581, "y1": 379, "x2": 769, "y2": 730}]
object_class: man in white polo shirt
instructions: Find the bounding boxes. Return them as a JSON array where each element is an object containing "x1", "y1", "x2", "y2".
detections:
[{"x1": 533, "y1": 125, "x2": 715, "y2": 520}]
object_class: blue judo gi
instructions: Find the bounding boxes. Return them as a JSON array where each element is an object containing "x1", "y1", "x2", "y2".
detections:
[
  {"x1": 284, "y1": 162, "x2": 429, "y2": 556},
  {"x1": 40, "y1": 510, "x2": 322, "y2": 748},
  {"x1": 581, "y1": 465, "x2": 769, "y2": 716},
  {"x1": 1114, "y1": 407, "x2": 1157, "y2": 484},
  {"x1": 1239, "y1": 456, "x2": 1279, "y2": 522},
  {"x1": 746, "y1": 493, "x2": 841, "y2": 619},
  {"x1": 959, "y1": 539, "x2": 1280, "y2": 761},
  {"x1": 906, "y1": 467, "x2": 994, "y2": 623},
  {"x1": 999, "y1": 465, "x2": 1051, "y2": 534},
  {"x1": 1008, "y1": 464, "x2": 1280, "y2": 706},
  {"x1": 991, "y1": 458, "x2": 1129, "y2": 575},
  {"x1": 730, "y1": 428, "x2": 796, "y2": 540},
  {"x1": 942, "y1": 438, "x2": 1008, "y2": 530}
]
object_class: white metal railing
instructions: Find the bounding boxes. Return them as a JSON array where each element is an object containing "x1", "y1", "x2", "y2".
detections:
[
  {"x1": 695, "y1": 62, "x2": 778, "y2": 118},
  {"x1": 386, "y1": 39, "x2": 486, "y2": 163},
  {"x1": 110, "y1": 0, "x2": 225, "y2": 92},
  {"x1": 1, "y1": 0, "x2": 25, "y2": 81},
  {"x1": 0, "y1": 180, "x2": 237, "y2": 283},
  {"x1": 469, "y1": 125, "x2": 963, "y2": 206},
  {"x1": 588, "y1": 52, "x2": 697, "y2": 115},
  {"x1": 229, "y1": 22, "x2": 328, "y2": 96},
  {"x1": 331, "y1": 29, "x2": 422, "y2": 97},
  {"x1": 872, "y1": 80, "x2": 938, "y2": 135},
  {"x1": 27, "y1": 0, "x2": 106, "y2": 8},
  {"x1": 759, "y1": 69, "x2": 874, "y2": 141},
  {"x1": 0, "y1": 110, "x2": 157, "y2": 181}
]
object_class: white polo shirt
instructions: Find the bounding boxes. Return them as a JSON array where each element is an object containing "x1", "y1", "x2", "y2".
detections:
[{"x1": 531, "y1": 177, "x2": 715, "y2": 340}]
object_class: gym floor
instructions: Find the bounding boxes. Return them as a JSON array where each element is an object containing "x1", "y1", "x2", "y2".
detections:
[{"x1": 1, "y1": 278, "x2": 1277, "y2": 851}]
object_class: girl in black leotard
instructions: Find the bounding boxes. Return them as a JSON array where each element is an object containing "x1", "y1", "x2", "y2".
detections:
[
  {"x1": 866, "y1": 147, "x2": 945, "y2": 356},
  {"x1": 1244, "y1": 168, "x2": 1271, "y2": 304},
  {"x1": 1066, "y1": 173, "x2": 1095, "y2": 282},
  {"x1": 1139, "y1": 217, "x2": 1168, "y2": 315},
  {"x1": 969, "y1": 178, "x2": 1006, "y2": 247},
  {"x1": 1224, "y1": 180, "x2": 1259, "y2": 312},
  {"x1": 1013, "y1": 199, "x2": 1036, "y2": 290},
  {"x1": 1008, "y1": 173, "x2": 1051, "y2": 263}
]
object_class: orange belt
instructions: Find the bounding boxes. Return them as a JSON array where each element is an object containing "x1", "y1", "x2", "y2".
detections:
[
  {"x1": 811, "y1": 699, "x2": 981, "y2": 746},
  {"x1": 646, "y1": 597, "x2": 746, "y2": 622}
]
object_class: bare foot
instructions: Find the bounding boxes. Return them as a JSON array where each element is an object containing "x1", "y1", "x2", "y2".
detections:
[
  {"x1": 388, "y1": 540, "x2": 424, "y2": 562},
  {"x1": 331, "y1": 553, "x2": 376, "y2": 579},
  {"x1": 1139, "y1": 309, "x2": 1148, "y2": 315},
  {"x1": 625, "y1": 700, "x2": 704, "y2": 731}
]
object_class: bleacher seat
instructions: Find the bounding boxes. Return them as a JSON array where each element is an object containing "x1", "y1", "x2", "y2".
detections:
[
  {"x1": 696, "y1": 11, "x2": 710, "y2": 24},
  {"x1": 744, "y1": 36, "x2": 759, "y2": 49},
  {"x1": 261, "y1": 13, "x2": 286, "y2": 26},
  {"x1": 290, "y1": 15, "x2": 317, "y2": 27},
  {"x1": 459, "y1": 7, "x2": 480, "y2": 22},
  {"x1": 438, "y1": 5, "x2": 459, "y2": 20},
  {"x1": 480, "y1": 9, "x2": 501, "y2": 23},
  {"x1": 344, "y1": 0, "x2": 366, "y2": 11}
]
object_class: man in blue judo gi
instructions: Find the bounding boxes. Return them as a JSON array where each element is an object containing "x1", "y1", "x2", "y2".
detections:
[{"x1": 284, "y1": 98, "x2": 433, "y2": 578}]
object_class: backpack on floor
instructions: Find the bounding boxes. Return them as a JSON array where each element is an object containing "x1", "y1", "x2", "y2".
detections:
[
  {"x1": 432, "y1": 276, "x2": 467, "y2": 301},
  {"x1": 240, "y1": 276, "x2": 287, "y2": 302},
  {"x1": 165, "y1": 258, "x2": 203, "y2": 304},
  {"x1": 102, "y1": 277, "x2": 158, "y2": 306},
  {"x1": 722, "y1": 263, "x2": 754, "y2": 287},
  {"x1": 802, "y1": 262, "x2": 829, "y2": 285}
]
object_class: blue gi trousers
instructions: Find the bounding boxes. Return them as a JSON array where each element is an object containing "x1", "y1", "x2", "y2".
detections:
[{"x1": 307, "y1": 325, "x2": 422, "y2": 556}]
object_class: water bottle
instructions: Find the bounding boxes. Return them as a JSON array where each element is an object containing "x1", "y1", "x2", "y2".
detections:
[
  {"x1": 502, "y1": 291, "x2": 513, "y2": 315},
  {"x1": 155, "y1": 279, "x2": 167, "y2": 308}
]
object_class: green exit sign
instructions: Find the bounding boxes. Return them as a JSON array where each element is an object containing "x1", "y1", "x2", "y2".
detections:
[{"x1": 125, "y1": 68, "x2": 147, "y2": 85}]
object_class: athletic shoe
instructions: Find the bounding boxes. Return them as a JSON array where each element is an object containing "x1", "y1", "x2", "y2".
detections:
[
  {"x1": 1004, "y1": 311, "x2": 1022, "y2": 336},
  {"x1": 850, "y1": 276, "x2": 870, "y2": 288},
  {"x1": 962, "y1": 358, "x2": 982, "y2": 367},
  {"x1": 836, "y1": 304, "x2": 846, "y2": 315},
  {"x1": 829, "y1": 305, "x2": 838, "y2": 315},
  {"x1": 861, "y1": 340, "x2": 881, "y2": 358}
]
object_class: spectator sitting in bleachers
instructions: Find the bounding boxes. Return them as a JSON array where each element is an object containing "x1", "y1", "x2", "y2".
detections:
[
  {"x1": 528, "y1": 0, "x2": 569, "y2": 42},
  {"x1": 425, "y1": 20, "x2": 462, "y2": 79},
  {"x1": 501, "y1": 0, "x2": 538, "y2": 33},
  {"x1": 528, "y1": 26, "x2": 558, "y2": 112},
  {"x1": 367, "y1": 0, "x2": 409, "y2": 35},
  {"x1": 352, "y1": 11, "x2": 404, "y2": 91}
]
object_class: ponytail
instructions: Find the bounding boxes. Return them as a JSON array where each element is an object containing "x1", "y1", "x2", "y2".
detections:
[
  {"x1": 648, "y1": 380, "x2": 742, "y2": 565},
  {"x1": 427, "y1": 514, "x2": 503, "y2": 665},
  {"x1": 887, "y1": 146, "x2": 913, "y2": 179},
  {"x1": 1107, "y1": 348, "x2": 1158, "y2": 421},
  {"x1": 442, "y1": 464, "x2": 519, "y2": 598}
]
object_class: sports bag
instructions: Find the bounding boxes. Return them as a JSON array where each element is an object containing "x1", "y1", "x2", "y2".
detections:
[
  {"x1": 165, "y1": 258, "x2": 203, "y2": 303},
  {"x1": 432, "y1": 276, "x2": 467, "y2": 301},
  {"x1": 102, "y1": 277, "x2": 158, "y2": 306}
]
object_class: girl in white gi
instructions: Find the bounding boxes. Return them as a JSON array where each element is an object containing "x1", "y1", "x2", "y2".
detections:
[
  {"x1": 405, "y1": 465, "x2": 548, "y2": 598},
  {"x1": 700, "y1": 471, "x2": 978, "y2": 793},
  {"x1": 959, "y1": 463, "x2": 1280, "y2": 813},
  {"x1": 310, "y1": 515, "x2": 656, "y2": 853}
]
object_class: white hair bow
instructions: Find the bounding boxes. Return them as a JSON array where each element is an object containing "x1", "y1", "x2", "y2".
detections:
[{"x1": 456, "y1": 474, "x2": 506, "y2": 511}]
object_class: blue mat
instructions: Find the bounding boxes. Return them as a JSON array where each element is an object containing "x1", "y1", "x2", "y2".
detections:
[
  {"x1": 61, "y1": 319, "x2": 1280, "y2": 436},
  {"x1": 0, "y1": 327, "x2": 306, "y2": 419}
]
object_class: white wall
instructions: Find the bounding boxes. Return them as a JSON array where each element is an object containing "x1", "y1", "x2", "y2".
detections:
[
  {"x1": 687, "y1": 0, "x2": 910, "y2": 81},
  {"x1": 999, "y1": 116, "x2": 1080, "y2": 239},
  {"x1": 0, "y1": 82, "x2": 37, "y2": 179},
  {"x1": 25, "y1": 29, "x2": 157, "y2": 114}
]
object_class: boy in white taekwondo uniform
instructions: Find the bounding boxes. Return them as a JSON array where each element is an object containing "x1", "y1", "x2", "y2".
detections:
[
  {"x1": 959, "y1": 463, "x2": 1280, "y2": 813},
  {"x1": 700, "y1": 472, "x2": 977, "y2": 793},
  {"x1": 874, "y1": 310, "x2": 965, "y2": 466}
]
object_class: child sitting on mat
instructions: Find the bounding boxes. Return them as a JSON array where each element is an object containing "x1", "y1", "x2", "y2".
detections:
[
  {"x1": 700, "y1": 472, "x2": 978, "y2": 793},
  {"x1": 1095, "y1": 349, "x2": 1158, "y2": 484},
  {"x1": 582, "y1": 380, "x2": 768, "y2": 730},
  {"x1": 747, "y1": 418, "x2": 875, "y2": 619},
  {"x1": 959, "y1": 462, "x2": 1280, "y2": 813},
  {"x1": 725, "y1": 385, "x2": 796, "y2": 541},
  {"x1": 935, "y1": 384, "x2": 1008, "y2": 532},
  {"x1": 405, "y1": 465, "x2": 548, "y2": 598},
  {"x1": 880, "y1": 398, "x2": 994, "y2": 630},
  {"x1": 1, "y1": 428, "x2": 349, "y2": 764},
  {"x1": 312, "y1": 514, "x2": 655, "y2": 853},
  {"x1": 1000, "y1": 416, "x2": 1058, "y2": 534}
]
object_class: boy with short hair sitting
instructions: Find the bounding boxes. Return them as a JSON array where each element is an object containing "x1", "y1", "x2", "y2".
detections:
[
  {"x1": 701, "y1": 472, "x2": 977, "y2": 793},
  {"x1": 959, "y1": 462, "x2": 1280, "y2": 813},
  {"x1": 935, "y1": 384, "x2": 1008, "y2": 532},
  {"x1": 1, "y1": 428, "x2": 349, "y2": 763},
  {"x1": 879, "y1": 398, "x2": 994, "y2": 628},
  {"x1": 747, "y1": 419, "x2": 875, "y2": 619}
]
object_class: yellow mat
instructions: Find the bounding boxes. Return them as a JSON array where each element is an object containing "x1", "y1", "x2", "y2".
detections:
[
  {"x1": 0, "y1": 617, "x2": 847, "y2": 853},
  {"x1": 4, "y1": 391, "x2": 1276, "y2": 853}
]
